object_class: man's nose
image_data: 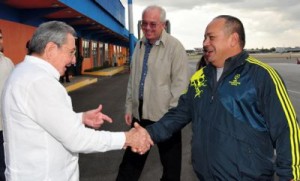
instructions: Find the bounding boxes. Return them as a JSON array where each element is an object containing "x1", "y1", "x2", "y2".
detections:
[
  {"x1": 203, "y1": 39, "x2": 209, "y2": 46},
  {"x1": 72, "y1": 56, "x2": 76, "y2": 64}
]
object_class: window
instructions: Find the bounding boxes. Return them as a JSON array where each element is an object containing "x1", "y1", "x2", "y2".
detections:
[
  {"x1": 92, "y1": 41, "x2": 98, "y2": 66},
  {"x1": 83, "y1": 39, "x2": 90, "y2": 58}
]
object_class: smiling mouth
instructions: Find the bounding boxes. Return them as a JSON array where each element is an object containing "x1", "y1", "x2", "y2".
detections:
[{"x1": 203, "y1": 48, "x2": 213, "y2": 55}]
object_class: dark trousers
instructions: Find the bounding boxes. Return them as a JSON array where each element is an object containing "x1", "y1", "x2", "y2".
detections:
[
  {"x1": 0, "y1": 131, "x2": 5, "y2": 181},
  {"x1": 116, "y1": 100, "x2": 182, "y2": 181}
]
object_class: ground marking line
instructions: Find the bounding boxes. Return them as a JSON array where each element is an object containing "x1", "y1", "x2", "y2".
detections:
[{"x1": 288, "y1": 90, "x2": 300, "y2": 95}]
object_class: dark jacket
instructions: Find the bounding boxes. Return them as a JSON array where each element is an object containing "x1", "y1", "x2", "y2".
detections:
[{"x1": 147, "y1": 51, "x2": 300, "y2": 180}]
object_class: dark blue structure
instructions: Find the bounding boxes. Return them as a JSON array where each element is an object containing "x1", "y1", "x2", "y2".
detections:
[{"x1": 0, "y1": 0, "x2": 137, "y2": 47}]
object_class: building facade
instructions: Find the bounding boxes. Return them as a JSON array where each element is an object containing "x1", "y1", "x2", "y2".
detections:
[{"x1": 0, "y1": 0, "x2": 135, "y2": 73}]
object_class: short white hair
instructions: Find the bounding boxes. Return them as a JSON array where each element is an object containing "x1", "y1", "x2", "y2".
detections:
[{"x1": 142, "y1": 5, "x2": 166, "y2": 22}]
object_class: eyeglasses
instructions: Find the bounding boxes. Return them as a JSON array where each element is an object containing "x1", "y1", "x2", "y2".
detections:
[{"x1": 140, "y1": 21, "x2": 161, "y2": 29}]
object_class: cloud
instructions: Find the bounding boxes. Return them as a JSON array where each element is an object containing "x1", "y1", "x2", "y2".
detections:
[{"x1": 121, "y1": 0, "x2": 300, "y2": 49}]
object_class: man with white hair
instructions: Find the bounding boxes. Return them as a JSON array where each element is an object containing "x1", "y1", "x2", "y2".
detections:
[{"x1": 117, "y1": 5, "x2": 189, "y2": 181}]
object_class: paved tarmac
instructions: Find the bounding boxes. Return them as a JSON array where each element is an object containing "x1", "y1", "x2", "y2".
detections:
[{"x1": 65, "y1": 56, "x2": 300, "y2": 181}]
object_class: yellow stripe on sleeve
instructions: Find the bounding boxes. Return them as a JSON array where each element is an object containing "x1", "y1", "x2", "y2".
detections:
[{"x1": 247, "y1": 56, "x2": 300, "y2": 179}]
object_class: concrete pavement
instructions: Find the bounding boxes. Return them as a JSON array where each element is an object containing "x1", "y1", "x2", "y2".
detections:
[{"x1": 61, "y1": 66, "x2": 126, "y2": 92}]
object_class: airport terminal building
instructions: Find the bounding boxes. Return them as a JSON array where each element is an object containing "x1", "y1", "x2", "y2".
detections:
[{"x1": 0, "y1": 0, "x2": 135, "y2": 73}]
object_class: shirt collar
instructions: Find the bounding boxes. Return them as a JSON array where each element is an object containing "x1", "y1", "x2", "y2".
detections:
[{"x1": 24, "y1": 55, "x2": 60, "y2": 80}]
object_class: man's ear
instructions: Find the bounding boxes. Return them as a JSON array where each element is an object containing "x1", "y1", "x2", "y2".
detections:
[
  {"x1": 230, "y1": 32, "x2": 239, "y2": 47},
  {"x1": 44, "y1": 42, "x2": 57, "y2": 60}
]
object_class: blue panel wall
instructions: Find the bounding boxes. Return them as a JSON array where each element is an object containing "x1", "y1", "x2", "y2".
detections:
[
  {"x1": 59, "y1": 0, "x2": 128, "y2": 38},
  {"x1": 94, "y1": 0, "x2": 125, "y2": 26}
]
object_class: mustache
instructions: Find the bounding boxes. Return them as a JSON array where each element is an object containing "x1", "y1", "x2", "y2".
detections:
[{"x1": 203, "y1": 48, "x2": 209, "y2": 54}]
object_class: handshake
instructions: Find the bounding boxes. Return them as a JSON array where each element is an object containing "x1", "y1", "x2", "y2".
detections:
[
  {"x1": 124, "y1": 122, "x2": 154, "y2": 155},
  {"x1": 82, "y1": 105, "x2": 154, "y2": 155}
]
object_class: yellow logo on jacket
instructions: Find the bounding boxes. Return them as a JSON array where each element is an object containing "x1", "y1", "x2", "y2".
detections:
[
  {"x1": 229, "y1": 74, "x2": 241, "y2": 86},
  {"x1": 190, "y1": 68, "x2": 207, "y2": 98}
]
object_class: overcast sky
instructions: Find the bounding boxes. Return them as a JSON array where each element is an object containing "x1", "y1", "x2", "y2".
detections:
[{"x1": 120, "y1": 0, "x2": 300, "y2": 50}]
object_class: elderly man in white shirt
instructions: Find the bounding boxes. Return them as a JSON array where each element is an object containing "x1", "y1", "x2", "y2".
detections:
[
  {"x1": 1, "y1": 21, "x2": 153, "y2": 181},
  {"x1": 0, "y1": 28, "x2": 14, "y2": 181}
]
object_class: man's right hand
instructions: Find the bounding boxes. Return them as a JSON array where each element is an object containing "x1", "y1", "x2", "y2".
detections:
[
  {"x1": 124, "y1": 122, "x2": 154, "y2": 154},
  {"x1": 125, "y1": 113, "x2": 132, "y2": 126}
]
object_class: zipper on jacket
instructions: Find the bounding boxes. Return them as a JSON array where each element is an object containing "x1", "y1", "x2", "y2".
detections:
[
  {"x1": 210, "y1": 95, "x2": 214, "y2": 103},
  {"x1": 209, "y1": 67, "x2": 217, "y2": 104}
]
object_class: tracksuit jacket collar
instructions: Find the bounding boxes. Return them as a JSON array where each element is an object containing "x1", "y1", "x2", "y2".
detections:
[{"x1": 206, "y1": 50, "x2": 249, "y2": 83}]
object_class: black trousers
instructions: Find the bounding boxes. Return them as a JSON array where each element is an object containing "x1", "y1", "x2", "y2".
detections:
[
  {"x1": 116, "y1": 100, "x2": 182, "y2": 181},
  {"x1": 0, "y1": 131, "x2": 5, "y2": 181}
]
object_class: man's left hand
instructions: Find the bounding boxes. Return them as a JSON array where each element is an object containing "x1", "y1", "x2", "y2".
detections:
[{"x1": 82, "y1": 104, "x2": 112, "y2": 129}]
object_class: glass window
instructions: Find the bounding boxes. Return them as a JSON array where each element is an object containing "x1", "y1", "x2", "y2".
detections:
[
  {"x1": 83, "y1": 39, "x2": 90, "y2": 58},
  {"x1": 99, "y1": 42, "x2": 104, "y2": 65},
  {"x1": 92, "y1": 41, "x2": 98, "y2": 67}
]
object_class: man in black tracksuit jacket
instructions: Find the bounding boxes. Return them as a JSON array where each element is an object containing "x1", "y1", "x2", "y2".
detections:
[{"x1": 146, "y1": 15, "x2": 300, "y2": 180}]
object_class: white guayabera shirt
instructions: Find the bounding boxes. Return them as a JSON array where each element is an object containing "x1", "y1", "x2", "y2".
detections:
[{"x1": 2, "y1": 55, "x2": 125, "y2": 181}]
